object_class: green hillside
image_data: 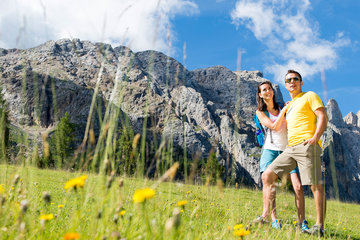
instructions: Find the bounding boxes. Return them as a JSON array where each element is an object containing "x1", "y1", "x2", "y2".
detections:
[{"x1": 0, "y1": 164, "x2": 359, "y2": 239}]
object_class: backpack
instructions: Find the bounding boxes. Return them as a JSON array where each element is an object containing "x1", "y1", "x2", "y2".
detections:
[
  {"x1": 254, "y1": 111, "x2": 269, "y2": 147},
  {"x1": 254, "y1": 103, "x2": 284, "y2": 147}
]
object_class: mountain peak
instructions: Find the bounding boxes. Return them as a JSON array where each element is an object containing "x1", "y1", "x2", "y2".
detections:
[{"x1": 326, "y1": 98, "x2": 345, "y2": 127}]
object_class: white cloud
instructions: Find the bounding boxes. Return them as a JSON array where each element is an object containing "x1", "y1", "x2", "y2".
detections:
[
  {"x1": 231, "y1": 0, "x2": 275, "y2": 39},
  {"x1": 230, "y1": 0, "x2": 350, "y2": 83},
  {"x1": 0, "y1": 0, "x2": 198, "y2": 55}
]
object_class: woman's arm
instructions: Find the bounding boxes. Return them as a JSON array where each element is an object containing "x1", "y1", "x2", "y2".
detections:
[{"x1": 256, "y1": 105, "x2": 288, "y2": 131}]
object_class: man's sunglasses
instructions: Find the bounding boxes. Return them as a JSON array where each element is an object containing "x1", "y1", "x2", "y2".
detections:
[{"x1": 285, "y1": 77, "x2": 300, "y2": 83}]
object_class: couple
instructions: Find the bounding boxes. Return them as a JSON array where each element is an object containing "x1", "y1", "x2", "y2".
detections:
[{"x1": 255, "y1": 70, "x2": 328, "y2": 236}]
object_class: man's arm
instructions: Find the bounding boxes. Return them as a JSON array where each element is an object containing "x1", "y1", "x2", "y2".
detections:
[{"x1": 304, "y1": 107, "x2": 328, "y2": 145}]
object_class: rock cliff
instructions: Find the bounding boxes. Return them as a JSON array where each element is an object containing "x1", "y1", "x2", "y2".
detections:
[{"x1": 1, "y1": 39, "x2": 359, "y2": 202}]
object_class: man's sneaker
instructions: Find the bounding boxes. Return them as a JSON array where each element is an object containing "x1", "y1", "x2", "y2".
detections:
[
  {"x1": 308, "y1": 224, "x2": 325, "y2": 237},
  {"x1": 271, "y1": 219, "x2": 282, "y2": 230}
]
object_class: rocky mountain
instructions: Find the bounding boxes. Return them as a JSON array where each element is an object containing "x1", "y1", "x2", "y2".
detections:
[{"x1": 1, "y1": 39, "x2": 359, "y2": 202}]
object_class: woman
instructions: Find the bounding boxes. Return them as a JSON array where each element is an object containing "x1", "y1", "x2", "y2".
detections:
[{"x1": 254, "y1": 81, "x2": 308, "y2": 231}]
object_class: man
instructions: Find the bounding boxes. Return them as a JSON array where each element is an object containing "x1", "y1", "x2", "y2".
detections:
[{"x1": 262, "y1": 69, "x2": 328, "y2": 236}]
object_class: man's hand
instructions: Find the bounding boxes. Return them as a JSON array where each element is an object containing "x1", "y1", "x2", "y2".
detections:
[
  {"x1": 304, "y1": 137, "x2": 318, "y2": 145},
  {"x1": 304, "y1": 107, "x2": 328, "y2": 146}
]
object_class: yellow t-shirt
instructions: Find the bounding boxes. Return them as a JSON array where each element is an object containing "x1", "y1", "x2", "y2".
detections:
[{"x1": 286, "y1": 91, "x2": 324, "y2": 147}]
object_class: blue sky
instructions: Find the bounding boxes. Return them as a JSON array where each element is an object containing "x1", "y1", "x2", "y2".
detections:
[
  {"x1": 1, "y1": 0, "x2": 359, "y2": 116},
  {"x1": 171, "y1": 0, "x2": 360, "y2": 116}
]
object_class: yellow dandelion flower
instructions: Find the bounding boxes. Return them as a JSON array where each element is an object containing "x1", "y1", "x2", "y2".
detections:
[
  {"x1": 63, "y1": 232, "x2": 80, "y2": 240},
  {"x1": 293, "y1": 221, "x2": 297, "y2": 225},
  {"x1": 177, "y1": 200, "x2": 188, "y2": 207},
  {"x1": 64, "y1": 175, "x2": 88, "y2": 190},
  {"x1": 186, "y1": 191, "x2": 191, "y2": 194},
  {"x1": 39, "y1": 214, "x2": 54, "y2": 221},
  {"x1": 233, "y1": 224, "x2": 244, "y2": 230},
  {"x1": 133, "y1": 188, "x2": 155, "y2": 203},
  {"x1": 0, "y1": 184, "x2": 4, "y2": 194},
  {"x1": 180, "y1": 209, "x2": 184, "y2": 213},
  {"x1": 234, "y1": 229, "x2": 250, "y2": 237},
  {"x1": 58, "y1": 204, "x2": 64, "y2": 208},
  {"x1": 119, "y1": 210, "x2": 126, "y2": 216}
]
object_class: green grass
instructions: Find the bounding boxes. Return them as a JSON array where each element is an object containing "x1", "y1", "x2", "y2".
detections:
[{"x1": 0, "y1": 164, "x2": 359, "y2": 240}]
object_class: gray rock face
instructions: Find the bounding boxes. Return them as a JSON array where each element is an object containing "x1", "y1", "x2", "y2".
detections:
[
  {"x1": 326, "y1": 99, "x2": 345, "y2": 128},
  {"x1": 1, "y1": 39, "x2": 360, "y2": 202},
  {"x1": 343, "y1": 112, "x2": 358, "y2": 126},
  {"x1": 322, "y1": 99, "x2": 360, "y2": 202}
]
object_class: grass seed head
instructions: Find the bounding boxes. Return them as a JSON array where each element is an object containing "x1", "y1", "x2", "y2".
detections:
[
  {"x1": 42, "y1": 191, "x2": 51, "y2": 203},
  {"x1": 12, "y1": 175, "x2": 20, "y2": 186},
  {"x1": 20, "y1": 199, "x2": 29, "y2": 213}
]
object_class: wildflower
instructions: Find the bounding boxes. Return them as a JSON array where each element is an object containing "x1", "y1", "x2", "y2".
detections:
[
  {"x1": 119, "y1": 210, "x2": 126, "y2": 216},
  {"x1": 233, "y1": 224, "x2": 244, "y2": 230},
  {"x1": 205, "y1": 223, "x2": 209, "y2": 227},
  {"x1": 177, "y1": 200, "x2": 188, "y2": 207},
  {"x1": 0, "y1": 184, "x2": 4, "y2": 194},
  {"x1": 234, "y1": 228, "x2": 250, "y2": 237},
  {"x1": 293, "y1": 221, "x2": 297, "y2": 225},
  {"x1": 133, "y1": 188, "x2": 155, "y2": 203},
  {"x1": 186, "y1": 191, "x2": 191, "y2": 194},
  {"x1": 58, "y1": 204, "x2": 64, "y2": 208},
  {"x1": 63, "y1": 232, "x2": 80, "y2": 240},
  {"x1": 64, "y1": 175, "x2": 88, "y2": 190},
  {"x1": 180, "y1": 209, "x2": 184, "y2": 213},
  {"x1": 39, "y1": 214, "x2": 54, "y2": 221}
]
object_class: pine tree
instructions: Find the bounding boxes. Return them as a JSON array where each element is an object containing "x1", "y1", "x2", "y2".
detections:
[
  {"x1": 0, "y1": 87, "x2": 9, "y2": 163},
  {"x1": 49, "y1": 112, "x2": 75, "y2": 168}
]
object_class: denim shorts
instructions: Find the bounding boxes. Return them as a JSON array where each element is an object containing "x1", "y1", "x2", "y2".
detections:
[{"x1": 260, "y1": 149, "x2": 299, "y2": 174}]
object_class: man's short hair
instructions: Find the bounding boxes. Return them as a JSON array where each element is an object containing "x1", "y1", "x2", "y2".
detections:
[{"x1": 286, "y1": 69, "x2": 302, "y2": 82}]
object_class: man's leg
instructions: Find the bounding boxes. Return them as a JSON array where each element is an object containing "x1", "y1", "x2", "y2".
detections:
[
  {"x1": 261, "y1": 169, "x2": 279, "y2": 219},
  {"x1": 310, "y1": 184, "x2": 325, "y2": 228},
  {"x1": 290, "y1": 173, "x2": 305, "y2": 223}
]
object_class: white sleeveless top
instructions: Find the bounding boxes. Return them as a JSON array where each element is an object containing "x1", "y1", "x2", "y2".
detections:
[{"x1": 263, "y1": 110, "x2": 288, "y2": 151}]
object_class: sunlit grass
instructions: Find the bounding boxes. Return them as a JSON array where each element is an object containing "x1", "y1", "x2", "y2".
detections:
[{"x1": 1, "y1": 164, "x2": 359, "y2": 239}]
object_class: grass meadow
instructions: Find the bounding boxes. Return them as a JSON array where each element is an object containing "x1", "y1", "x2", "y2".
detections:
[{"x1": 1, "y1": 164, "x2": 359, "y2": 240}]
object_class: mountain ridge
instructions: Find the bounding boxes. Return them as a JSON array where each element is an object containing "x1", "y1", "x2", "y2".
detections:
[{"x1": 1, "y1": 38, "x2": 359, "y2": 202}]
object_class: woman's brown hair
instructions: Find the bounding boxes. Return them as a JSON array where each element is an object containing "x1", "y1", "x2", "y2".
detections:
[{"x1": 256, "y1": 81, "x2": 280, "y2": 111}]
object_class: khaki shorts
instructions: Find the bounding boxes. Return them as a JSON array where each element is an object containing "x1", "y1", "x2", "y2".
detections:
[{"x1": 268, "y1": 142, "x2": 322, "y2": 185}]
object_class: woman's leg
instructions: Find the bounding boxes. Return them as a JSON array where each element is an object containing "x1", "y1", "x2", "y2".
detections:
[
  {"x1": 290, "y1": 173, "x2": 305, "y2": 223},
  {"x1": 261, "y1": 173, "x2": 277, "y2": 221}
]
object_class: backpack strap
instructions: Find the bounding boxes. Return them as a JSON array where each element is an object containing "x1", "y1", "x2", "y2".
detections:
[{"x1": 263, "y1": 111, "x2": 273, "y2": 144}]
